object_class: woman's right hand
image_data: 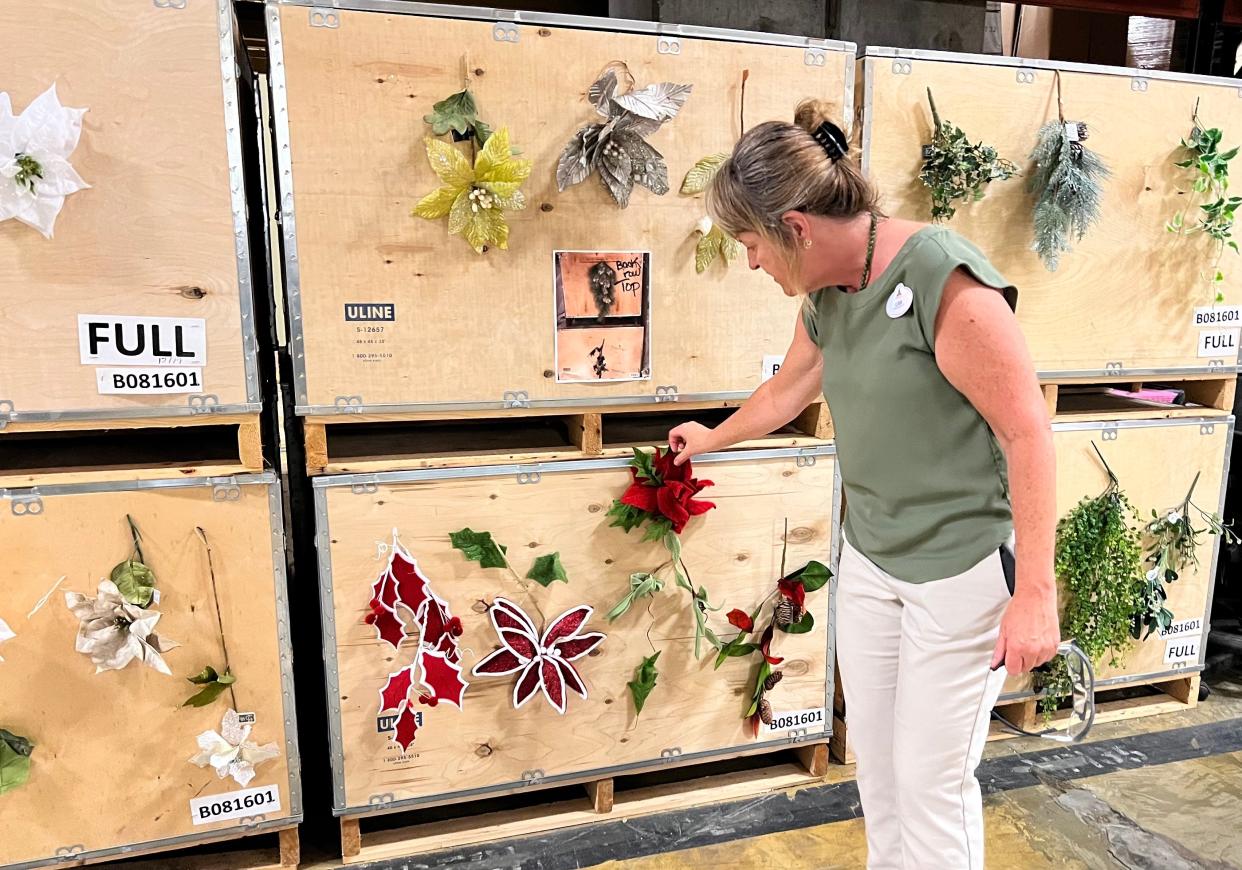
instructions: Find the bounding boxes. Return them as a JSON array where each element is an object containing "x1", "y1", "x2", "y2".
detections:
[{"x1": 668, "y1": 422, "x2": 717, "y2": 466}]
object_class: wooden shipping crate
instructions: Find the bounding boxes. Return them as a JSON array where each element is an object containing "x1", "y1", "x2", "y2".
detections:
[
  {"x1": 269, "y1": 1, "x2": 855, "y2": 415},
  {"x1": 1000, "y1": 415, "x2": 1232, "y2": 700},
  {"x1": 0, "y1": 473, "x2": 300, "y2": 868},
  {"x1": 312, "y1": 446, "x2": 838, "y2": 815},
  {"x1": 859, "y1": 48, "x2": 1242, "y2": 376},
  {"x1": 0, "y1": 0, "x2": 259, "y2": 425}
]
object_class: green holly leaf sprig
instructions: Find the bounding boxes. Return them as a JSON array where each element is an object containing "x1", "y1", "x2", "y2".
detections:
[
  {"x1": 424, "y1": 89, "x2": 493, "y2": 144},
  {"x1": 920, "y1": 88, "x2": 1018, "y2": 222},
  {"x1": 451, "y1": 528, "x2": 569, "y2": 588},
  {"x1": 0, "y1": 728, "x2": 34, "y2": 796},
  {"x1": 183, "y1": 666, "x2": 237, "y2": 708},
  {"x1": 628, "y1": 651, "x2": 660, "y2": 715},
  {"x1": 111, "y1": 515, "x2": 156, "y2": 607}
]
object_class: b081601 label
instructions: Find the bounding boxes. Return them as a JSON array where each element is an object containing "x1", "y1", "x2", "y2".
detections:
[
  {"x1": 760, "y1": 706, "x2": 826, "y2": 736},
  {"x1": 189, "y1": 784, "x2": 281, "y2": 825},
  {"x1": 96, "y1": 367, "x2": 203, "y2": 395}
]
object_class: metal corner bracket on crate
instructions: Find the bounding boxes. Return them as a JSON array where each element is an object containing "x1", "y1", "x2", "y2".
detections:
[
  {"x1": 267, "y1": 0, "x2": 855, "y2": 412},
  {"x1": 310, "y1": 443, "x2": 838, "y2": 816}
]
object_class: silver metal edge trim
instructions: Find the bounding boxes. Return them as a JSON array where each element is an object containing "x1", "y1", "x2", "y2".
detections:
[
  {"x1": 997, "y1": 666, "x2": 1205, "y2": 703},
  {"x1": 5, "y1": 403, "x2": 262, "y2": 424},
  {"x1": 8, "y1": 817, "x2": 297, "y2": 870},
  {"x1": 333, "y1": 733, "x2": 830, "y2": 818},
  {"x1": 826, "y1": 459, "x2": 843, "y2": 739},
  {"x1": 860, "y1": 56, "x2": 874, "y2": 177},
  {"x1": 266, "y1": 4, "x2": 309, "y2": 409},
  {"x1": 862, "y1": 45, "x2": 1242, "y2": 90},
  {"x1": 267, "y1": 481, "x2": 304, "y2": 817},
  {"x1": 1199, "y1": 415, "x2": 1235, "y2": 667},
  {"x1": 1051, "y1": 414, "x2": 1233, "y2": 434},
  {"x1": 311, "y1": 444, "x2": 838, "y2": 489},
  {"x1": 842, "y1": 50, "x2": 856, "y2": 144},
  {"x1": 218, "y1": 0, "x2": 262, "y2": 406},
  {"x1": 314, "y1": 485, "x2": 350, "y2": 811},
  {"x1": 1, "y1": 472, "x2": 276, "y2": 499},
  {"x1": 273, "y1": 0, "x2": 855, "y2": 52},
  {"x1": 1037, "y1": 366, "x2": 1241, "y2": 378},
  {"x1": 296, "y1": 391, "x2": 754, "y2": 416}
]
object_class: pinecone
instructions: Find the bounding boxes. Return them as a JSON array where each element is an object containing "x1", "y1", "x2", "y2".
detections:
[
  {"x1": 764, "y1": 671, "x2": 784, "y2": 692},
  {"x1": 774, "y1": 599, "x2": 803, "y2": 628},
  {"x1": 757, "y1": 697, "x2": 773, "y2": 725},
  {"x1": 1076, "y1": 121, "x2": 1089, "y2": 141}
]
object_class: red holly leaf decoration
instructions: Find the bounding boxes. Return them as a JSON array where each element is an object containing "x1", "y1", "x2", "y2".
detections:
[
  {"x1": 390, "y1": 549, "x2": 431, "y2": 617},
  {"x1": 421, "y1": 594, "x2": 453, "y2": 648},
  {"x1": 378, "y1": 664, "x2": 415, "y2": 712},
  {"x1": 727, "y1": 609, "x2": 754, "y2": 632},
  {"x1": 365, "y1": 604, "x2": 406, "y2": 650},
  {"x1": 778, "y1": 577, "x2": 807, "y2": 611},
  {"x1": 417, "y1": 649, "x2": 468, "y2": 709},
  {"x1": 393, "y1": 700, "x2": 419, "y2": 751}
]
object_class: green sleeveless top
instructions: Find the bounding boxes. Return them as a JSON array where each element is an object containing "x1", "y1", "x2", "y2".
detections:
[{"x1": 801, "y1": 225, "x2": 1017, "y2": 582}]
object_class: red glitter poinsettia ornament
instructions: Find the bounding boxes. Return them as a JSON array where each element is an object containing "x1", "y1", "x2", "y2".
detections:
[
  {"x1": 607, "y1": 447, "x2": 715, "y2": 537},
  {"x1": 471, "y1": 597, "x2": 605, "y2": 714}
]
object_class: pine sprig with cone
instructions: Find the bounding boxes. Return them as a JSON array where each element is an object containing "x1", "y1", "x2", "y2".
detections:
[{"x1": 1027, "y1": 122, "x2": 1109, "y2": 271}]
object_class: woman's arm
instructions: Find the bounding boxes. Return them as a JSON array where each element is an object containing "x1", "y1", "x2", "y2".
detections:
[
  {"x1": 935, "y1": 269, "x2": 1061, "y2": 675},
  {"x1": 669, "y1": 314, "x2": 824, "y2": 465}
]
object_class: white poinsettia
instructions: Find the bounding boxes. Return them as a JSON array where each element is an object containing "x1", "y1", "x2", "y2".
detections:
[
  {"x1": 0, "y1": 616, "x2": 13, "y2": 662},
  {"x1": 64, "y1": 580, "x2": 179, "y2": 674},
  {"x1": 190, "y1": 709, "x2": 280, "y2": 788},
  {"x1": 0, "y1": 84, "x2": 89, "y2": 238}
]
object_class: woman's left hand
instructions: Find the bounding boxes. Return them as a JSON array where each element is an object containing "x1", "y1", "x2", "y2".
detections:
[{"x1": 990, "y1": 583, "x2": 1060, "y2": 675}]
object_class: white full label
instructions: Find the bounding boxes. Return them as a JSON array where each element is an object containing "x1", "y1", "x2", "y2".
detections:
[
  {"x1": 1164, "y1": 636, "x2": 1201, "y2": 665},
  {"x1": 1193, "y1": 305, "x2": 1242, "y2": 327},
  {"x1": 1159, "y1": 617, "x2": 1202, "y2": 640},
  {"x1": 1197, "y1": 328, "x2": 1240, "y2": 358},
  {"x1": 190, "y1": 784, "x2": 281, "y2": 826},
  {"x1": 78, "y1": 315, "x2": 207, "y2": 367},
  {"x1": 761, "y1": 354, "x2": 785, "y2": 383},
  {"x1": 96, "y1": 367, "x2": 204, "y2": 395},
  {"x1": 761, "y1": 706, "x2": 827, "y2": 736}
]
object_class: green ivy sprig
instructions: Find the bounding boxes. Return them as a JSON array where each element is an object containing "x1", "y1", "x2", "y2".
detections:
[
  {"x1": 919, "y1": 88, "x2": 1018, "y2": 222},
  {"x1": 1168, "y1": 100, "x2": 1241, "y2": 302},
  {"x1": 1135, "y1": 471, "x2": 1239, "y2": 640}
]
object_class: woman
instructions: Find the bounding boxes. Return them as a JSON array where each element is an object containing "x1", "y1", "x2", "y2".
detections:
[{"x1": 668, "y1": 103, "x2": 1061, "y2": 869}]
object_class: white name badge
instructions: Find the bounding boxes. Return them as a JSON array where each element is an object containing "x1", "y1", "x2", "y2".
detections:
[{"x1": 886, "y1": 283, "x2": 914, "y2": 319}]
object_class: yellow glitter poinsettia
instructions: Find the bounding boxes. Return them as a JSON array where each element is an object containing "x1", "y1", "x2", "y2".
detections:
[{"x1": 413, "y1": 127, "x2": 532, "y2": 254}]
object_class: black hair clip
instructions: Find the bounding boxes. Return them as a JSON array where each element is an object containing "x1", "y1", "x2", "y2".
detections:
[{"x1": 811, "y1": 120, "x2": 848, "y2": 162}]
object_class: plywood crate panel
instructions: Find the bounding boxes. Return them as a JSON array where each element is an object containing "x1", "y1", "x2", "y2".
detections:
[
  {"x1": 860, "y1": 49, "x2": 1242, "y2": 375},
  {"x1": 0, "y1": 0, "x2": 258, "y2": 423},
  {"x1": 0, "y1": 473, "x2": 300, "y2": 868},
  {"x1": 271, "y1": 2, "x2": 854, "y2": 414},
  {"x1": 313, "y1": 447, "x2": 837, "y2": 814},
  {"x1": 1000, "y1": 416, "x2": 1231, "y2": 699}
]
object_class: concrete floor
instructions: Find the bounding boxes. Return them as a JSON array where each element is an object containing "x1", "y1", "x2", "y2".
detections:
[{"x1": 594, "y1": 673, "x2": 1242, "y2": 870}]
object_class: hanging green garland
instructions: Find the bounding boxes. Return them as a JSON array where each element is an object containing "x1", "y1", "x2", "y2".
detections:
[{"x1": 1040, "y1": 443, "x2": 1142, "y2": 716}]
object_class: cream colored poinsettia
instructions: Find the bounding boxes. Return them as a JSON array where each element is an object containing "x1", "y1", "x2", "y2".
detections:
[
  {"x1": 64, "y1": 580, "x2": 179, "y2": 675},
  {"x1": 190, "y1": 709, "x2": 280, "y2": 788},
  {"x1": 413, "y1": 127, "x2": 532, "y2": 254}
]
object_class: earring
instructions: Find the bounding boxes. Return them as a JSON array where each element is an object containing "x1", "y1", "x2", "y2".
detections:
[{"x1": 803, "y1": 239, "x2": 813, "y2": 249}]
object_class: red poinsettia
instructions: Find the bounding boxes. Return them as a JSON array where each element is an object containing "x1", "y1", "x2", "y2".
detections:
[
  {"x1": 727, "y1": 609, "x2": 754, "y2": 632},
  {"x1": 617, "y1": 447, "x2": 716, "y2": 534}
]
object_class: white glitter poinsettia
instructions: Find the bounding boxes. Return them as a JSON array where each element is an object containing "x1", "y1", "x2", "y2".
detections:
[
  {"x1": 64, "y1": 580, "x2": 179, "y2": 675},
  {"x1": 0, "y1": 84, "x2": 89, "y2": 238},
  {"x1": 0, "y1": 616, "x2": 14, "y2": 662},
  {"x1": 190, "y1": 709, "x2": 280, "y2": 788}
]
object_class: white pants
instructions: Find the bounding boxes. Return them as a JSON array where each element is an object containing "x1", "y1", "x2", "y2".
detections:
[{"x1": 836, "y1": 538, "x2": 1012, "y2": 870}]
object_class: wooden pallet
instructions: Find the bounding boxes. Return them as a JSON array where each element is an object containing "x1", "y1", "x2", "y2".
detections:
[
  {"x1": 0, "y1": 413, "x2": 264, "y2": 479},
  {"x1": 302, "y1": 400, "x2": 832, "y2": 475},
  {"x1": 830, "y1": 672, "x2": 1202, "y2": 764},
  {"x1": 1042, "y1": 374, "x2": 1236, "y2": 422},
  {"x1": 337, "y1": 744, "x2": 829, "y2": 865},
  {"x1": 92, "y1": 826, "x2": 298, "y2": 870}
]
